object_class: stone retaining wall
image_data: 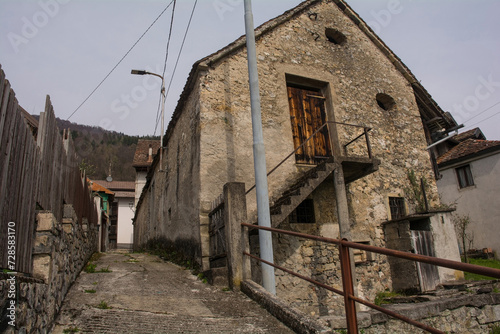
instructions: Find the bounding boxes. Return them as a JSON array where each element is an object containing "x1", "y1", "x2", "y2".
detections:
[{"x1": 0, "y1": 205, "x2": 98, "y2": 333}]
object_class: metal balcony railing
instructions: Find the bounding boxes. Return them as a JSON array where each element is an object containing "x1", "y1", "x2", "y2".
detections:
[{"x1": 246, "y1": 121, "x2": 373, "y2": 195}]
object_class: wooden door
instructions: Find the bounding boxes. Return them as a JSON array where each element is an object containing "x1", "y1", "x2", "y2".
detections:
[
  {"x1": 411, "y1": 230, "x2": 440, "y2": 292},
  {"x1": 287, "y1": 86, "x2": 331, "y2": 164}
]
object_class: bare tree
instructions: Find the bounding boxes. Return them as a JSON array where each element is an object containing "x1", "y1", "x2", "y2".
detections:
[{"x1": 453, "y1": 214, "x2": 473, "y2": 263}]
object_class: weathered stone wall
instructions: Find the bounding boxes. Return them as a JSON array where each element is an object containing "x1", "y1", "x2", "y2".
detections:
[
  {"x1": 0, "y1": 206, "x2": 98, "y2": 333},
  {"x1": 133, "y1": 80, "x2": 202, "y2": 267},
  {"x1": 134, "y1": 0, "x2": 461, "y2": 317},
  {"x1": 198, "y1": 0, "x2": 447, "y2": 315}
]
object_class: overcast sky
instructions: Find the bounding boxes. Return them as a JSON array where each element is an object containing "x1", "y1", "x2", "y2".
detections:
[{"x1": 1, "y1": 0, "x2": 499, "y2": 140}]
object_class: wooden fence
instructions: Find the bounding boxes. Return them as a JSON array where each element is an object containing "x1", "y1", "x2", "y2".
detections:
[{"x1": 0, "y1": 64, "x2": 98, "y2": 274}]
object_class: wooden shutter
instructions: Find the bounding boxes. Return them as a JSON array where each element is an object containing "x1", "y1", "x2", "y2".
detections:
[{"x1": 287, "y1": 86, "x2": 331, "y2": 164}]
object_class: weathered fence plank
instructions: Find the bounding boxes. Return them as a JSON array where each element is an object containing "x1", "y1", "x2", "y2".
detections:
[{"x1": 0, "y1": 66, "x2": 98, "y2": 274}]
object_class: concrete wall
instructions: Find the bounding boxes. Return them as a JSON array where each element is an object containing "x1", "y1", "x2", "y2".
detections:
[
  {"x1": 134, "y1": 171, "x2": 147, "y2": 206},
  {"x1": 116, "y1": 197, "x2": 134, "y2": 248},
  {"x1": 438, "y1": 152, "x2": 500, "y2": 257},
  {"x1": 0, "y1": 206, "x2": 98, "y2": 333}
]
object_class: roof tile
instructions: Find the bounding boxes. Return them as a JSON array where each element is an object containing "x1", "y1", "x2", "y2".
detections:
[{"x1": 437, "y1": 139, "x2": 500, "y2": 166}]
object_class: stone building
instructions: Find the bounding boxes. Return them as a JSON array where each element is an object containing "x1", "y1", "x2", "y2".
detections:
[{"x1": 134, "y1": 0, "x2": 462, "y2": 315}]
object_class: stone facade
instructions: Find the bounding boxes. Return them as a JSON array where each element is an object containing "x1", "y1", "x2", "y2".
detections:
[
  {"x1": 134, "y1": 0, "x2": 461, "y2": 318},
  {"x1": 0, "y1": 206, "x2": 98, "y2": 333}
]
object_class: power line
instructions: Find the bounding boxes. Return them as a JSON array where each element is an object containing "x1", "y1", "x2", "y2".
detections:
[
  {"x1": 66, "y1": 0, "x2": 175, "y2": 121},
  {"x1": 154, "y1": 0, "x2": 177, "y2": 136},
  {"x1": 462, "y1": 100, "x2": 500, "y2": 125},
  {"x1": 463, "y1": 102, "x2": 500, "y2": 130},
  {"x1": 165, "y1": 0, "x2": 198, "y2": 101},
  {"x1": 154, "y1": 0, "x2": 198, "y2": 136}
]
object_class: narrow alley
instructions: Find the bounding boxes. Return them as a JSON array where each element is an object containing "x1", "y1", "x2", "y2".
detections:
[{"x1": 51, "y1": 250, "x2": 294, "y2": 333}]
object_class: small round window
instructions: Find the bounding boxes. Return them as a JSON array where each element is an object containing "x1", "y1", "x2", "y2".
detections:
[
  {"x1": 376, "y1": 93, "x2": 396, "y2": 111},
  {"x1": 325, "y1": 28, "x2": 346, "y2": 45}
]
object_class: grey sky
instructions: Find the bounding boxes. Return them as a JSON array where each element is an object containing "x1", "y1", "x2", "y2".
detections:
[{"x1": 0, "y1": 0, "x2": 499, "y2": 140}]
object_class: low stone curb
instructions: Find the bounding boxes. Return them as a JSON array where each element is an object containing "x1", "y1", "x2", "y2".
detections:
[{"x1": 241, "y1": 280, "x2": 332, "y2": 334}]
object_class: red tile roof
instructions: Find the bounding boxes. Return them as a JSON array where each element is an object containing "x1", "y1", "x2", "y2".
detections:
[
  {"x1": 453, "y1": 128, "x2": 485, "y2": 142},
  {"x1": 93, "y1": 180, "x2": 135, "y2": 191},
  {"x1": 437, "y1": 139, "x2": 500, "y2": 166},
  {"x1": 89, "y1": 179, "x2": 114, "y2": 195},
  {"x1": 133, "y1": 140, "x2": 160, "y2": 168}
]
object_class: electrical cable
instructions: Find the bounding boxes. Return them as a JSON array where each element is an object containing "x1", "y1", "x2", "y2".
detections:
[
  {"x1": 462, "y1": 100, "x2": 500, "y2": 125},
  {"x1": 154, "y1": 0, "x2": 177, "y2": 136},
  {"x1": 66, "y1": 0, "x2": 175, "y2": 121},
  {"x1": 153, "y1": 0, "x2": 198, "y2": 136},
  {"x1": 165, "y1": 0, "x2": 198, "y2": 101},
  {"x1": 463, "y1": 103, "x2": 500, "y2": 130}
]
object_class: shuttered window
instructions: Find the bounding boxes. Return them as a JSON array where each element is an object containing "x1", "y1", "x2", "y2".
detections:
[{"x1": 287, "y1": 85, "x2": 331, "y2": 164}]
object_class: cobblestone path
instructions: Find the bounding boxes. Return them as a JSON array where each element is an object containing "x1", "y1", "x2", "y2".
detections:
[{"x1": 51, "y1": 250, "x2": 293, "y2": 333}]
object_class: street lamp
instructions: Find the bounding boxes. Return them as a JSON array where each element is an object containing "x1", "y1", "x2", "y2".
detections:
[{"x1": 131, "y1": 69, "x2": 165, "y2": 171}]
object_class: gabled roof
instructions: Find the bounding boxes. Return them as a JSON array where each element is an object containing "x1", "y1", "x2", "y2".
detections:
[
  {"x1": 133, "y1": 140, "x2": 160, "y2": 168},
  {"x1": 162, "y1": 0, "x2": 455, "y2": 149},
  {"x1": 437, "y1": 139, "x2": 500, "y2": 168}
]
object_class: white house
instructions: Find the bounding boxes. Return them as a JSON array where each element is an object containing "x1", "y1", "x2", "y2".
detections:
[
  {"x1": 93, "y1": 180, "x2": 135, "y2": 249},
  {"x1": 437, "y1": 130, "x2": 500, "y2": 258}
]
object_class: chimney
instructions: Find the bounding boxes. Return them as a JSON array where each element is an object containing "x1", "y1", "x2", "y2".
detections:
[{"x1": 147, "y1": 144, "x2": 153, "y2": 163}]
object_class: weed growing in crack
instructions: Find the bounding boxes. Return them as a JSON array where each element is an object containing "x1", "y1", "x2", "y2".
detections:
[{"x1": 97, "y1": 300, "x2": 112, "y2": 309}]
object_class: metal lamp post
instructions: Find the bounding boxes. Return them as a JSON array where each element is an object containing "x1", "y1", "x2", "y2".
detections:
[{"x1": 131, "y1": 70, "x2": 166, "y2": 171}]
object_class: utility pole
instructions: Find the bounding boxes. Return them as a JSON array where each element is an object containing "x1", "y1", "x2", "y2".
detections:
[{"x1": 243, "y1": 0, "x2": 276, "y2": 295}]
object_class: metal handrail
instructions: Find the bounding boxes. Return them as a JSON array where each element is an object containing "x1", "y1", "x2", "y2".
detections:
[
  {"x1": 245, "y1": 121, "x2": 371, "y2": 195},
  {"x1": 241, "y1": 222, "x2": 500, "y2": 334}
]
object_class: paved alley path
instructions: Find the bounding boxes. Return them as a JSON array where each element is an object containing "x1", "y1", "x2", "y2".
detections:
[{"x1": 51, "y1": 250, "x2": 294, "y2": 333}]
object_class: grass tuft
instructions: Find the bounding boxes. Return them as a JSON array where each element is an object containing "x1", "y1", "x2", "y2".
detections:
[{"x1": 97, "y1": 300, "x2": 112, "y2": 309}]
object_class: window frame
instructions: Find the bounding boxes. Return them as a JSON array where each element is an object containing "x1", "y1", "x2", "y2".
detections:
[
  {"x1": 455, "y1": 165, "x2": 474, "y2": 189},
  {"x1": 289, "y1": 198, "x2": 316, "y2": 224},
  {"x1": 388, "y1": 196, "x2": 406, "y2": 220}
]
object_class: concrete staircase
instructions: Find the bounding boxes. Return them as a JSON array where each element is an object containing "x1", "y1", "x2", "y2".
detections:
[{"x1": 269, "y1": 158, "x2": 338, "y2": 227}]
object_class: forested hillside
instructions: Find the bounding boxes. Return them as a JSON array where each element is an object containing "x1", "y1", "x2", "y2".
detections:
[{"x1": 35, "y1": 116, "x2": 159, "y2": 181}]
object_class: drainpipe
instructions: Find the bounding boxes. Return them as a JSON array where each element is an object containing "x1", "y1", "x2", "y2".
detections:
[{"x1": 243, "y1": 0, "x2": 276, "y2": 295}]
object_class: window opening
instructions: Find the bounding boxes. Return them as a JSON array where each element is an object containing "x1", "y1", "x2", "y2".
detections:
[
  {"x1": 325, "y1": 28, "x2": 347, "y2": 45},
  {"x1": 456, "y1": 165, "x2": 474, "y2": 188},
  {"x1": 376, "y1": 93, "x2": 396, "y2": 111},
  {"x1": 389, "y1": 197, "x2": 406, "y2": 220},
  {"x1": 290, "y1": 199, "x2": 315, "y2": 224}
]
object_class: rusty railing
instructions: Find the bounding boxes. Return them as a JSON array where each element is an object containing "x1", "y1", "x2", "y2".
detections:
[
  {"x1": 246, "y1": 121, "x2": 372, "y2": 195},
  {"x1": 241, "y1": 222, "x2": 500, "y2": 334}
]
